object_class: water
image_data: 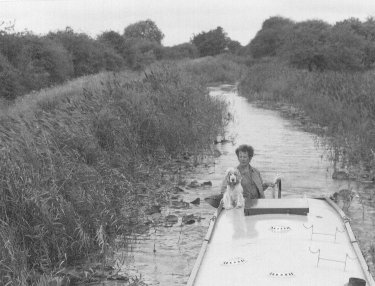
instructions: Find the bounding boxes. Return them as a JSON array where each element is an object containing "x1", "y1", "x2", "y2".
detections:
[{"x1": 107, "y1": 85, "x2": 375, "y2": 285}]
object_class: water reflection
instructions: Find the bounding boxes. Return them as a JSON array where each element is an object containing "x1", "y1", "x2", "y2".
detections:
[{"x1": 105, "y1": 85, "x2": 374, "y2": 285}]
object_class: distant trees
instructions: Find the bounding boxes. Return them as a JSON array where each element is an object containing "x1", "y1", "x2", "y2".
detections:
[
  {"x1": 18, "y1": 36, "x2": 74, "y2": 89},
  {"x1": 113, "y1": 20, "x2": 166, "y2": 70},
  {"x1": 0, "y1": 19, "x2": 201, "y2": 100},
  {"x1": 324, "y1": 23, "x2": 366, "y2": 71},
  {"x1": 191, "y1": 27, "x2": 229, "y2": 57},
  {"x1": 332, "y1": 18, "x2": 375, "y2": 68},
  {"x1": 47, "y1": 27, "x2": 123, "y2": 77},
  {"x1": 281, "y1": 20, "x2": 330, "y2": 71},
  {"x1": 249, "y1": 16, "x2": 294, "y2": 58},
  {"x1": 0, "y1": 53, "x2": 21, "y2": 99},
  {"x1": 0, "y1": 18, "x2": 242, "y2": 100},
  {"x1": 246, "y1": 16, "x2": 375, "y2": 71},
  {"x1": 122, "y1": 38, "x2": 164, "y2": 70},
  {"x1": 0, "y1": 20, "x2": 15, "y2": 36},
  {"x1": 124, "y1": 19, "x2": 164, "y2": 44},
  {"x1": 0, "y1": 32, "x2": 74, "y2": 96},
  {"x1": 97, "y1": 30, "x2": 126, "y2": 55},
  {"x1": 191, "y1": 26, "x2": 243, "y2": 57},
  {"x1": 227, "y1": 39, "x2": 242, "y2": 54}
]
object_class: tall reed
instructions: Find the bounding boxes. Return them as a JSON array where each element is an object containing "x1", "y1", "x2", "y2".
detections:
[
  {"x1": 0, "y1": 60, "x2": 230, "y2": 284},
  {"x1": 178, "y1": 55, "x2": 246, "y2": 85}
]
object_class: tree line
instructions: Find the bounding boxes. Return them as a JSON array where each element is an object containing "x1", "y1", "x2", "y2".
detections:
[
  {"x1": 246, "y1": 16, "x2": 375, "y2": 71},
  {"x1": 0, "y1": 19, "x2": 241, "y2": 100}
]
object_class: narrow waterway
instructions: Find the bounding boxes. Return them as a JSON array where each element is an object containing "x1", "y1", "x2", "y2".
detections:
[{"x1": 108, "y1": 85, "x2": 375, "y2": 285}]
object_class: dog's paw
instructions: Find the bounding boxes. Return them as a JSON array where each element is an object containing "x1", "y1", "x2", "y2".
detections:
[{"x1": 235, "y1": 200, "x2": 244, "y2": 208}]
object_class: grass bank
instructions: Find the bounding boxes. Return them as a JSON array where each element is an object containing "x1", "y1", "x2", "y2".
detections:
[
  {"x1": 239, "y1": 59, "x2": 375, "y2": 179},
  {"x1": 238, "y1": 59, "x2": 375, "y2": 275},
  {"x1": 0, "y1": 57, "x2": 242, "y2": 285}
]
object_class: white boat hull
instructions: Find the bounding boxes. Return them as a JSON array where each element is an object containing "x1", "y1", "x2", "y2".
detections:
[{"x1": 188, "y1": 198, "x2": 375, "y2": 286}]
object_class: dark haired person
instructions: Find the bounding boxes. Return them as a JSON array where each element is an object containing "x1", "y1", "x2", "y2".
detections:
[
  {"x1": 235, "y1": 144, "x2": 265, "y2": 199},
  {"x1": 220, "y1": 144, "x2": 265, "y2": 200}
]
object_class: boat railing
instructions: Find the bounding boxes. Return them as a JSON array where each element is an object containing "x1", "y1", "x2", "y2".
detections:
[{"x1": 272, "y1": 177, "x2": 282, "y2": 199}]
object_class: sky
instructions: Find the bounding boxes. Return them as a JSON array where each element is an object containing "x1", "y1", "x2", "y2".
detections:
[{"x1": 1, "y1": 0, "x2": 375, "y2": 46}]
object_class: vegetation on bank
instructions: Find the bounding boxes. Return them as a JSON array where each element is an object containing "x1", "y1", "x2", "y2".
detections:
[
  {"x1": 0, "y1": 20, "x2": 242, "y2": 101},
  {"x1": 239, "y1": 15, "x2": 375, "y2": 180},
  {"x1": 0, "y1": 57, "x2": 243, "y2": 285},
  {"x1": 245, "y1": 16, "x2": 375, "y2": 72},
  {"x1": 239, "y1": 59, "x2": 375, "y2": 180}
]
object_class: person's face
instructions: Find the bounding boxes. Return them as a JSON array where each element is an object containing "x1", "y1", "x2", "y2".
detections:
[{"x1": 238, "y1": 151, "x2": 251, "y2": 167}]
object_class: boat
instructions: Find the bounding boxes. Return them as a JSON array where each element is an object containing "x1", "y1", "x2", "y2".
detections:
[{"x1": 187, "y1": 183, "x2": 375, "y2": 286}]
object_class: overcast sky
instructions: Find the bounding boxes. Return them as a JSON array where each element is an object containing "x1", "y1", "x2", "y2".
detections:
[{"x1": 1, "y1": 0, "x2": 375, "y2": 46}]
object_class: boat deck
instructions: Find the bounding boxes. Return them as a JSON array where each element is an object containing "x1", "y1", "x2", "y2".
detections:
[{"x1": 192, "y1": 198, "x2": 374, "y2": 286}]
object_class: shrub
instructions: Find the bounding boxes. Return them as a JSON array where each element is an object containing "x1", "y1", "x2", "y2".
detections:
[
  {"x1": 0, "y1": 33, "x2": 24, "y2": 66},
  {"x1": 100, "y1": 43, "x2": 124, "y2": 72},
  {"x1": 122, "y1": 38, "x2": 163, "y2": 70},
  {"x1": 97, "y1": 30, "x2": 126, "y2": 55},
  {"x1": 124, "y1": 19, "x2": 164, "y2": 45},
  {"x1": 0, "y1": 53, "x2": 22, "y2": 99},
  {"x1": 16, "y1": 36, "x2": 74, "y2": 90},
  {"x1": 48, "y1": 28, "x2": 121, "y2": 77},
  {"x1": 247, "y1": 16, "x2": 294, "y2": 58},
  {"x1": 191, "y1": 26, "x2": 228, "y2": 57},
  {"x1": 180, "y1": 55, "x2": 245, "y2": 84},
  {"x1": 163, "y1": 43, "x2": 199, "y2": 60}
]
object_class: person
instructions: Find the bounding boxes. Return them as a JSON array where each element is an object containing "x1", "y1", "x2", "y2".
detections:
[{"x1": 221, "y1": 144, "x2": 265, "y2": 201}]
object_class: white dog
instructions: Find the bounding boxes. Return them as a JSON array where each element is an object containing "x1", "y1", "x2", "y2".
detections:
[{"x1": 223, "y1": 167, "x2": 244, "y2": 209}]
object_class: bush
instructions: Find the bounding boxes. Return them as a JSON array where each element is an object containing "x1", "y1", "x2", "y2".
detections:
[
  {"x1": 122, "y1": 38, "x2": 163, "y2": 70},
  {"x1": 48, "y1": 28, "x2": 122, "y2": 77},
  {"x1": 16, "y1": 36, "x2": 74, "y2": 90},
  {"x1": 97, "y1": 30, "x2": 126, "y2": 55},
  {"x1": 163, "y1": 43, "x2": 199, "y2": 60},
  {"x1": 100, "y1": 43, "x2": 124, "y2": 72},
  {"x1": 247, "y1": 16, "x2": 294, "y2": 58},
  {"x1": 0, "y1": 53, "x2": 22, "y2": 99},
  {"x1": 191, "y1": 26, "x2": 228, "y2": 57},
  {"x1": 180, "y1": 55, "x2": 245, "y2": 84},
  {"x1": 0, "y1": 33, "x2": 24, "y2": 66},
  {"x1": 123, "y1": 19, "x2": 164, "y2": 44}
]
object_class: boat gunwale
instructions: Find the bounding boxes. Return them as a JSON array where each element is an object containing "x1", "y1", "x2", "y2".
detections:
[
  {"x1": 187, "y1": 197, "x2": 375, "y2": 286},
  {"x1": 324, "y1": 196, "x2": 375, "y2": 286},
  {"x1": 186, "y1": 201, "x2": 223, "y2": 286}
]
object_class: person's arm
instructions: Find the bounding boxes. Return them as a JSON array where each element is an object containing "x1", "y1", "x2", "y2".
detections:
[{"x1": 255, "y1": 169, "x2": 265, "y2": 198}]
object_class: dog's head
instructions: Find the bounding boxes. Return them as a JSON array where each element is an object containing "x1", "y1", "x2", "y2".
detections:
[{"x1": 225, "y1": 167, "x2": 242, "y2": 186}]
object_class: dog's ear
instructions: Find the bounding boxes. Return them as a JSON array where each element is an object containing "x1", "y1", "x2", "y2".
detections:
[
  {"x1": 235, "y1": 169, "x2": 242, "y2": 182},
  {"x1": 225, "y1": 168, "x2": 233, "y2": 183}
]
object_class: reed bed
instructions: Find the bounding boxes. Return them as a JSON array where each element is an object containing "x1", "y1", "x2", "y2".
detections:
[
  {"x1": 239, "y1": 60, "x2": 375, "y2": 177},
  {"x1": 178, "y1": 55, "x2": 246, "y2": 85},
  {"x1": 0, "y1": 59, "x2": 233, "y2": 285}
]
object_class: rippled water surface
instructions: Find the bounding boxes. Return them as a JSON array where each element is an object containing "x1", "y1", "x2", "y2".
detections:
[{"x1": 107, "y1": 85, "x2": 375, "y2": 285}]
